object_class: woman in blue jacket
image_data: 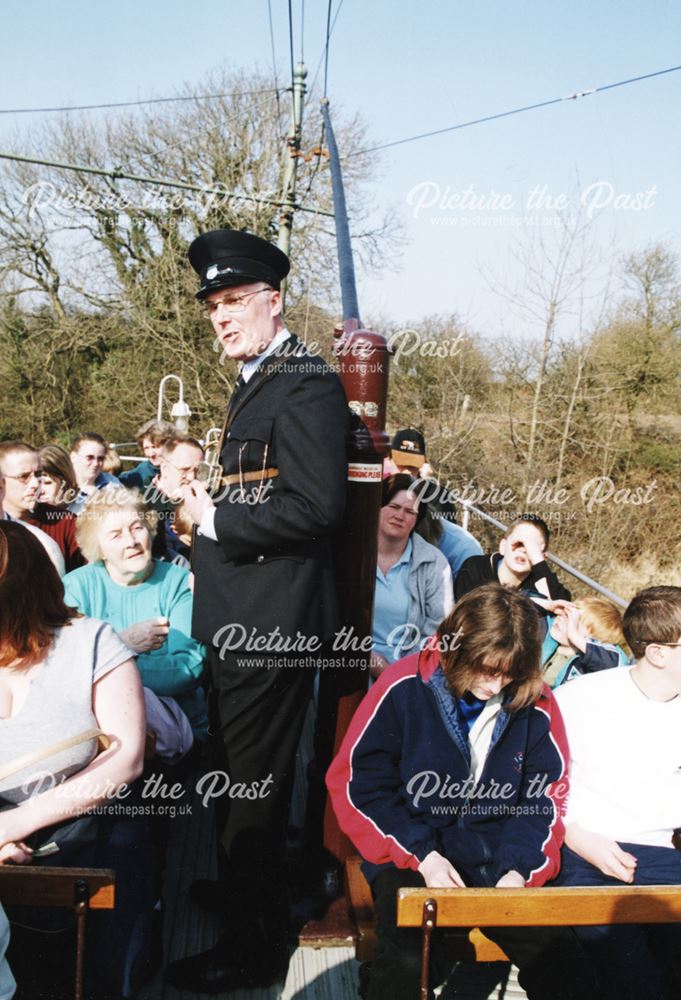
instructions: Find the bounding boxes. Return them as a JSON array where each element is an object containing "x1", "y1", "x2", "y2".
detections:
[{"x1": 327, "y1": 584, "x2": 599, "y2": 1000}]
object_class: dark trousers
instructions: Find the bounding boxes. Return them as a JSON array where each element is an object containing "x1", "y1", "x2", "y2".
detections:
[
  {"x1": 207, "y1": 647, "x2": 315, "y2": 958},
  {"x1": 367, "y1": 867, "x2": 601, "y2": 1000},
  {"x1": 8, "y1": 812, "x2": 154, "y2": 1000},
  {"x1": 302, "y1": 644, "x2": 364, "y2": 884},
  {"x1": 553, "y1": 844, "x2": 681, "y2": 1000}
]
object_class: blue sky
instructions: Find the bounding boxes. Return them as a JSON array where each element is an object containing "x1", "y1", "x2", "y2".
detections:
[{"x1": 1, "y1": 0, "x2": 679, "y2": 336}]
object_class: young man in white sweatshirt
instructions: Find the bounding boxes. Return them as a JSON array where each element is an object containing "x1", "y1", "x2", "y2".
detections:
[{"x1": 554, "y1": 585, "x2": 681, "y2": 1000}]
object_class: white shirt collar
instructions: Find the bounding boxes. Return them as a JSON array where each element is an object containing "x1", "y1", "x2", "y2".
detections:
[{"x1": 240, "y1": 327, "x2": 291, "y2": 383}]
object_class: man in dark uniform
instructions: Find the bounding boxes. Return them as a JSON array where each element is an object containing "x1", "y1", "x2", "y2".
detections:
[{"x1": 164, "y1": 229, "x2": 348, "y2": 992}]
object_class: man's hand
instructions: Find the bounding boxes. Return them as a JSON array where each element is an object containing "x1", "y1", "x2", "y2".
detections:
[
  {"x1": 533, "y1": 597, "x2": 575, "y2": 615},
  {"x1": 496, "y1": 870, "x2": 525, "y2": 888},
  {"x1": 418, "y1": 850, "x2": 465, "y2": 888},
  {"x1": 120, "y1": 617, "x2": 170, "y2": 653},
  {"x1": 511, "y1": 523, "x2": 546, "y2": 566},
  {"x1": 181, "y1": 480, "x2": 215, "y2": 526},
  {"x1": 0, "y1": 841, "x2": 33, "y2": 865},
  {"x1": 563, "y1": 606, "x2": 588, "y2": 653},
  {"x1": 369, "y1": 651, "x2": 391, "y2": 679},
  {"x1": 565, "y1": 824, "x2": 637, "y2": 883}
]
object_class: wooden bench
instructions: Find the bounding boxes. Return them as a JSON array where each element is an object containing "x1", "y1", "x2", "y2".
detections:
[
  {"x1": 397, "y1": 885, "x2": 681, "y2": 1000},
  {"x1": 346, "y1": 858, "x2": 681, "y2": 998},
  {"x1": 345, "y1": 855, "x2": 507, "y2": 963},
  {"x1": 0, "y1": 866, "x2": 115, "y2": 1000}
]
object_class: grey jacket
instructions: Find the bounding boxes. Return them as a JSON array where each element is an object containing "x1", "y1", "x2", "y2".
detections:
[
  {"x1": 395, "y1": 532, "x2": 453, "y2": 658},
  {"x1": 409, "y1": 531, "x2": 454, "y2": 633}
]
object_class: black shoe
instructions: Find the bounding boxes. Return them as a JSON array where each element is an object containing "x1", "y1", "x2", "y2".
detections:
[
  {"x1": 164, "y1": 941, "x2": 290, "y2": 993},
  {"x1": 188, "y1": 878, "x2": 230, "y2": 916}
]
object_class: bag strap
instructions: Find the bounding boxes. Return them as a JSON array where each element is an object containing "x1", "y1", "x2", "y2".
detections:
[{"x1": 0, "y1": 729, "x2": 109, "y2": 783}]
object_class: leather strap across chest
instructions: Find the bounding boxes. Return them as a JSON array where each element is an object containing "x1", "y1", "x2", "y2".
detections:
[{"x1": 220, "y1": 467, "x2": 279, "y2": 486}]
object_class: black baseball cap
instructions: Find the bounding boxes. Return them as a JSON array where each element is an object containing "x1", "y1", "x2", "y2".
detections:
[
  {"x1": 188, "y1": 229, "x2": 290, "y2": 300},
  {"x1": 391, "y1": 428, "x2": 426, "y2": 468}
]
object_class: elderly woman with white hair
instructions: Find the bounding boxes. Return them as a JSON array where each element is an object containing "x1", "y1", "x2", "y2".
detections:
[{"x1": 63, "y1": 488, "x2": 207, "y2": 742}]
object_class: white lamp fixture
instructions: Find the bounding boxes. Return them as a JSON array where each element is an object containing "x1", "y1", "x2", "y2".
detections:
[
  {"x1": 157, "y1": 374, "x2": 192, "y2": 432},
  {"x1": 170, "y1": 399, "x2": 192, "y2": 433}
]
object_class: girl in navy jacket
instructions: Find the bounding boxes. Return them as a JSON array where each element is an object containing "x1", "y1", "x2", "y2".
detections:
[{"x1": 327, "y1": 583, "x2": 599, "y2": 1000}]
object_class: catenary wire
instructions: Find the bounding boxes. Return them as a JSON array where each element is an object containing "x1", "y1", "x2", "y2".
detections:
[
  {"x1": 0, "y1": 150, "x2": 334, "y2": 216},
  {"x1": 287, "y1": 0, "x2": 297, "y2": 116},
  {"x1": 323, "y1": 0, "x2": 333, "y2": 98},
  {"x1": 267, "y1": 0, "x2": 284, "y2": 135},
  {"x1": 0, "y1": 89, "x2": 280, "y2": 116},
  {"x1": 350, "y1": 63, "x2": 681, "y2": 157}
]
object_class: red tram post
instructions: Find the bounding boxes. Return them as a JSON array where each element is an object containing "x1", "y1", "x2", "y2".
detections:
[
  {"x1": 321, "y1": 319, "x2": 391, "y2": 863},
  {"x1": 304, "y1": 98, "x2": 392, "y2": 883}
]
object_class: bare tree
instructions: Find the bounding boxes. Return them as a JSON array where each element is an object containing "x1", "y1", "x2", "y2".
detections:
[{"x1": 0, "y1": 69, "x2": 401, "y2": 440}]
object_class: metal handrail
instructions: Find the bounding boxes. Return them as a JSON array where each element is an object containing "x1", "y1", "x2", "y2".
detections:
[
  {"x1": 108, "y1": 443, "x2": 142, "y2": 467},
  {"x1": 459, "y1": 502, "x2": 627, "y2": 608}
]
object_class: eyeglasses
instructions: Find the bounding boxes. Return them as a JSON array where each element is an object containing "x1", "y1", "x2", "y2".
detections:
[
  {"x1": 162, "y1": 456, "x2": 203, "y2": 479},
  {"x1": 203, "y1": 287, "x2": 271, "y2": 318},
  {"x1": 2, "y1": 470, "x2": 43, "y2": 484}
]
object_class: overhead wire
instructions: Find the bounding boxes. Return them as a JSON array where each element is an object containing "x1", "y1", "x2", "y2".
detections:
[
  {"x1": 300, "y1": 0, "x2": 305, "y2": 62},
  {"x1": 287, "y1": 0, "x2": 297, "y2": 116},
  {"x1": 267, "y1": 0, "x2": 284, "y2": 135},
  {"x1": 350, "y1": 63, "x2": 681, "y2": 157},
  {"x1": 322, "y1": 0, "x2": 333, "y2": 99},
  {"x1": 308, "y1": 0, "x2": 344, "y2": 96},
  {"x1": 0, "y1": 88, "x2": 280, "y2": 116},
  {"x1": 0, "y1": 149, "x2": 334, "y2": 216},
  {"x1": 298, "y1": 0, "x2": 337, "y2": 208}
]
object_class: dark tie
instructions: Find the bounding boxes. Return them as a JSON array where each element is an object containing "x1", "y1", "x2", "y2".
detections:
[
  {"x1": 224, "y1": 372, "x2": 247, "y2": 429},
  {"x1": 231, "y1": 372, "x2": 246, "y2": 401}
]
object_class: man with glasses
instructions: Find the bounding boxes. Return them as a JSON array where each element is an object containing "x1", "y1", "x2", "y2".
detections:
[
  {"x1": 164, "y1": 229, "x2": 349, "y2": 993},
  {"x1": 146, "y1": 435, "x2": 205, "y2": 563},
  {"x1": 0, "y1": 440, "x2": 65, "y2": 575},
  {"x1": 552, "y1": 585, "x2": 681, "y2": 1000},
  {"x1": 68, "y1": 432, "x2": 120, "y2": 513}
]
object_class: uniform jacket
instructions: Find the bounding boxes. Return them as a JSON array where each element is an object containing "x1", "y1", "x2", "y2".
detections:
[
  {"x1": 192, "y1": 333, "x2": 349, "y2": 649},
  {"x1": 326, "y1": 644, "x2": 569, "y2": 886}
]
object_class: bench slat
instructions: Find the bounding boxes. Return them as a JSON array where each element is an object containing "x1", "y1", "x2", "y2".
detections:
[
  {"x1": 344, "y1": 858, "x2": 511, "y2": 961},
  {"x1": 0, "y1": 867, "x2": 115, "y2": 909},
  {"x1": 397, "y1": 886, "x2": 681, "y2": 927}
]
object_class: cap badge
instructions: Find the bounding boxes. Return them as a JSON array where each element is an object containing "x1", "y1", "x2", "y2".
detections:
[{"x1": 206, "y1": 264, "x2": 234, "y2": 281}]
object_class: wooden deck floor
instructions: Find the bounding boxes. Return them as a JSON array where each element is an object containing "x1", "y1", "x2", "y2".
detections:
[
  {"x1": 136, "y1": 774, "x2": 361, "y2": 1000},
  {"x1": 136, "y1": 761, "x2": 528, "y2": 1000}
]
